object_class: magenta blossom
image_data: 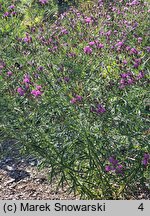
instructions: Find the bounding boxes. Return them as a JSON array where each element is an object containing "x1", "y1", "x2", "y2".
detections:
[
  {"x1": 89, "y1": 41, "x2": 95, "y2": 46},
  {"x1": 115, "y1": 41, "x2": 124, "y2": 47},
  {"x1": 8, "y1": 5, "x2": 15, "y2": 10},
  {"x1": 84, "y1": 46, "x2": 92, "y2": 54},
  {"x1": 127, "y1": 78, "x2": 134, "y2": 85},
  {"x1": 36, "y1": 85, "x2": 42, "y2": 90},
  {"x1": 105, "y1": 165, "x2": 111, "y2": 172},
  {"x1": 106, "y1": 157, "x2": 124, "y2": 174},
  {"x1": 17, "y1": 87, "x2": 25, "y2": 96},
  {"x1": 142, "y1": 153, "x2": 150, "y2": 167},
  {"x1": 136, "y1": 71, "x2": 144, "y2": 80},
  {"x1": 31, "y1": 89, "x2": 42, "y2": 97},
  {"x1": 97, "y1": 104, "x2": 106, "y2": 113},
  {"x1": 70, "y1": 95, "x2": 82, "y2": 104},
  {"x1": 61, "y1": 29, "x2": 68, "y2": 35},
  {"x1": 38, "y1": 66, "x2": 44, "y2": 71},
  {"x1": 126, "y1": 46, "x2": 131, "y2": 51},
  {"x1": 123, "y1": 60, "x2": 127, "y2": 65},
  {"x1": 137, "y1": 37, "x2": 142, "y2": 43},
  {"x1": 115, "y1": 164, "x2": 123, "y2": 174},
  {"x1": 109, "y1": 157, "x2": 118, "y2": 165},
  {"x1": 76, "y1": 95, "x2": 82, "y2": 102},
  {"x1": 70, "y1": 98, "x2": 77, "y2": 104},
  {"x1": 63, "y1": 77, "x2": 70, "y2": 82},
  {"x1": 97, "y1": 43, "x2": 104, "y2": 49},
  {"x1": 7, "y1": 71, "x2": 12, "y2": 76},
  {"x1": 23, "y1": 33, "x2": 32, "y2": 43},
  {"x1": 3, "y1": 12, "x2": 9, "y2": 17},
  {"x1": 23, "y1": 74, "x2": 30, "y2": 84},
  {"x1": 23, "y1": 78, "x2": 30, "y2": 83},
  {"x1": 39, "y1": 0, "x2": 48, "y2": 4},
  {"x1": 130, "y1": 48, "x2": 138, "y2": 55},
  {"x1": 85, "y1": 17, "x2": 92, "y2": 24},
  {"x1": 90, "y1": 104, "x2": 106, "y2": 114}
]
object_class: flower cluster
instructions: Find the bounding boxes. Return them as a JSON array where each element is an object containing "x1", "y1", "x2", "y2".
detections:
[
  {"x1": 23, "y1": 33, "x2": 32, "y2": 43},
  {"x1": 70, "y1": 95, "x2": 83, "y2": 104},
  {"x1": 84, "y1": 46, "x2": 92, "y2": 54},
  {"x1": 119, "y1": 71, "x2": 145, "y2": 89},
  {"x1": 90, "y1": 104, "x2": 106, "y2": 114},
  {"x1": 3, "y1": 5, "x2": 16, "y2": 17},
  {"x1": 105, "y1": 157, "x2": 124, "y2": 174}
]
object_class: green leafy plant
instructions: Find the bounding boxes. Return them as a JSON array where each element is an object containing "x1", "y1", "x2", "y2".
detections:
[{"x1": 0, "y1": 0, "x2": 149, "y2": 199}]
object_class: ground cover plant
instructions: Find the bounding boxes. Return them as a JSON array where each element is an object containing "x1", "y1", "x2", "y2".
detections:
[{"x1": 0, "y1": 0, "x2": 150, "y2": 199}]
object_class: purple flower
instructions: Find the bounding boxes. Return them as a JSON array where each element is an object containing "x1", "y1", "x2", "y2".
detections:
[
  {"x1": 106, "y1": 157, "x2": 124, "y2": 174},
  {"x1": 145, "y1": 46, "x2": 150, "y2": 53},
  {"x1": 76, "y1": 95, "x2": 82, "y2": 102},
  {"x1": 11, "y1": 11, "x2": 17, "y2": 16},
  {"x1": 70, "y1": 98, "x2": 77, "y2": 104},
  {"x1": 23, "y1": 74, "x2": 30, "y2": 84},
  {"x1": 0, "y1": 62, "x2": 5, "y2": 69},
  {"x1": 109, "y1": 157, "x2": 118, "y2": 166},
  {"x1": 61, "y1": 29, "x2": 68, "y2": 35},
  {"x1": 63, "y1": 77, "x2": 70, "y2": 82},
  {"x1": 85, "y1": 17, "x2": 92, "y2": 24},
  {"x1": 53, "y1": 46, "x2": 58, "y2": 51},
  {"x1": 23, "y1": 33, "x2": 32, "y2": 43},
  {"x1": 126, "y1": 46, "x2": 131, "y2": 51},
  {"x1": 17, "y1": 87, "x2": 25, "y2": 96},
  {"x1": 38, "y1": 66, "x2": 44, "y2": 71},
  {"x1": 123, "y1": 60, "x2": 127, "y2": 65},
  {"x1": 36, "y1": 85, "x2": 42, "y2": 90},
  {"x1": 39, "y1": 0, "x2": 48, "y2": 4},
  {"x1": 115, "y1": 41, "x2": 124, "y2": 47},
  {"x1": 7, "y1": 71, "x2": 12, "y2": 77},
  {"x1": 3, "y1": 12, "x2": 9, "y2": 17},
  {"x1": 120, "y1": 79, "x2": 125, "y2": 85},
  {"x1": 8, "y1": 5, "x2": 15, "y2": 10},
  {"x1": 31, "y1": 89, "x2": 42, "y2": 97},
  {"x1": 23, "y1": 78, "x2": 30, "y2": 83},
  {"x1": 97, "y1": 104, "x2": 106, "y2": 114},
  {"x1": 138, "y1": 37, "x2": 142, "y2": 43},
  {"x1": 84, "y1": 46, "x2": 92, "y2": 54},
  {"x1": 129, "y1": 0, "x2": 139, "y2": 6},
  {"x1": 97, "y1": 43, "x2": 104, "y2": 49},
  {"x1": 90, "y1": 104, "x2": 106, "y2": 114},
  {"x1": 115, "y1": 164, "x2": 123, "y2": 174},
  {"x1": 142, "y1": 153, "x2": 150, "y2": 167},
  {"x1": 127, "y1": 78, "x2": 134, "y2": 85},
  {"x1": 70, "y1": 95, "x2": 82, "y2": 104},
  {"x1": 120, "y1": 73, "x2": 128, "y2": 78},
  {"x1": 105, "y1": 30, "x2": 111, "y2": 37},
  {"x1": 136, "y1": 71, "x2": 144, "y2": 80},
  {"x1": 89, "y1": 41, "x2": 95, "y2": 46},
  {"x1": 105, "y1": 165, "x2": 111, "y2": 172},
  {"x1": 130, "y1": 48, "x2": 138, "y2": 55},
  {"x1": 133, "y1": 62, "x2": 139, "y2": 68}
]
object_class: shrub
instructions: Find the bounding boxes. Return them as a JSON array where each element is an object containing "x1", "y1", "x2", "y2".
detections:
[{"x1": 0, "y1": 0, "x2": 149, "y2": 199}]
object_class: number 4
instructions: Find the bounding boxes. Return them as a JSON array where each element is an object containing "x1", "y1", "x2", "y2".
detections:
[{"x1": 138, "y1": 203, "x2": 144, "y2": 211}]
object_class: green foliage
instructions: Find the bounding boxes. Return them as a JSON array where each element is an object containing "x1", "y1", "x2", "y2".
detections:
[{"x1": 0, "y1": 0, "x2": 150, "y2": 199}]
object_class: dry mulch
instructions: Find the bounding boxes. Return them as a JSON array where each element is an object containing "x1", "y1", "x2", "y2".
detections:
[{"x1": 0, "y1": 167, "x2": 77, "y2": 200}]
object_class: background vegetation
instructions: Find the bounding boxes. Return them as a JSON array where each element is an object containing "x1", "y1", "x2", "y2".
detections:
[{"x1": 0, "y1": 0, "x2": 150, "y2": 199}]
